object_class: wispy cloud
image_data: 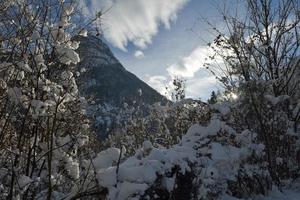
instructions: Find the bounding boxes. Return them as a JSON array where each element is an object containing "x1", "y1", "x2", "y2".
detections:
[
  {"x1": 145, "y1": 73, "x2": 219, "y2": 100},
  {"x1": 166, "y1": 46, "x2": 217, "y2": 78},
  {"x1": 145, "y1": 45, "x2": 222, "y2": 99},
  {"x1": 80, "y1": 0, "x2": 189, "y2": 50}
]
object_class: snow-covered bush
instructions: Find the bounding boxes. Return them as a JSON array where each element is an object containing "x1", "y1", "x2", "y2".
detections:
[
  {"x1": 102, "y1": 99, "x2": 210, "y2": 157},
  {"x1": 92, "y1": 110, "x2": 275, "y2": 199},
  {"x1": 204, "y1": 0, "x2": 300, "y2": 194},
  {"x1": 0, "y1": 1, "x2": 104, "y2": 199}
]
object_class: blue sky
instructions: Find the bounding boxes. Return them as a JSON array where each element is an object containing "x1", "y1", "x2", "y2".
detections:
[{"x1": 80, "y1": 0, "x2": 234, "y2": 100}]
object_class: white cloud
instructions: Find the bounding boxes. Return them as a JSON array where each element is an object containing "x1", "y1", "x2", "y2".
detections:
[
  {"x1": 166, "y1": 46, "x2": 217, "y2": 78},
  {"x1": 185, "y1": 76, "x2": 219, "y2": 100},
  {"x1": 80, "y1": 0, "x2": 189, "y2": 50},
  {"x1": 145, "y1": 75, "x2": 169, "y2": 96},
  {"x1": 145, "y1": 45, "x2": 223, "y2": 99},
  {"x1": 134, "y1": 50, "x2": 144, "y2": 59},
  {"x1": 145, "y1": 74, "x2": 219, "y2": 100}
]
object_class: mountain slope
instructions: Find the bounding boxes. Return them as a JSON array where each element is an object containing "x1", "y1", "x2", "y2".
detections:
[{"x1": 75, "y1": 35, "x2": 167, "y2": 106}]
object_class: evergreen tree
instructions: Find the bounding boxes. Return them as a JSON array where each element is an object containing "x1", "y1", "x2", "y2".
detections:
[{"x1": 208, "y1": 91, "x2": 218, "y2": 104}]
